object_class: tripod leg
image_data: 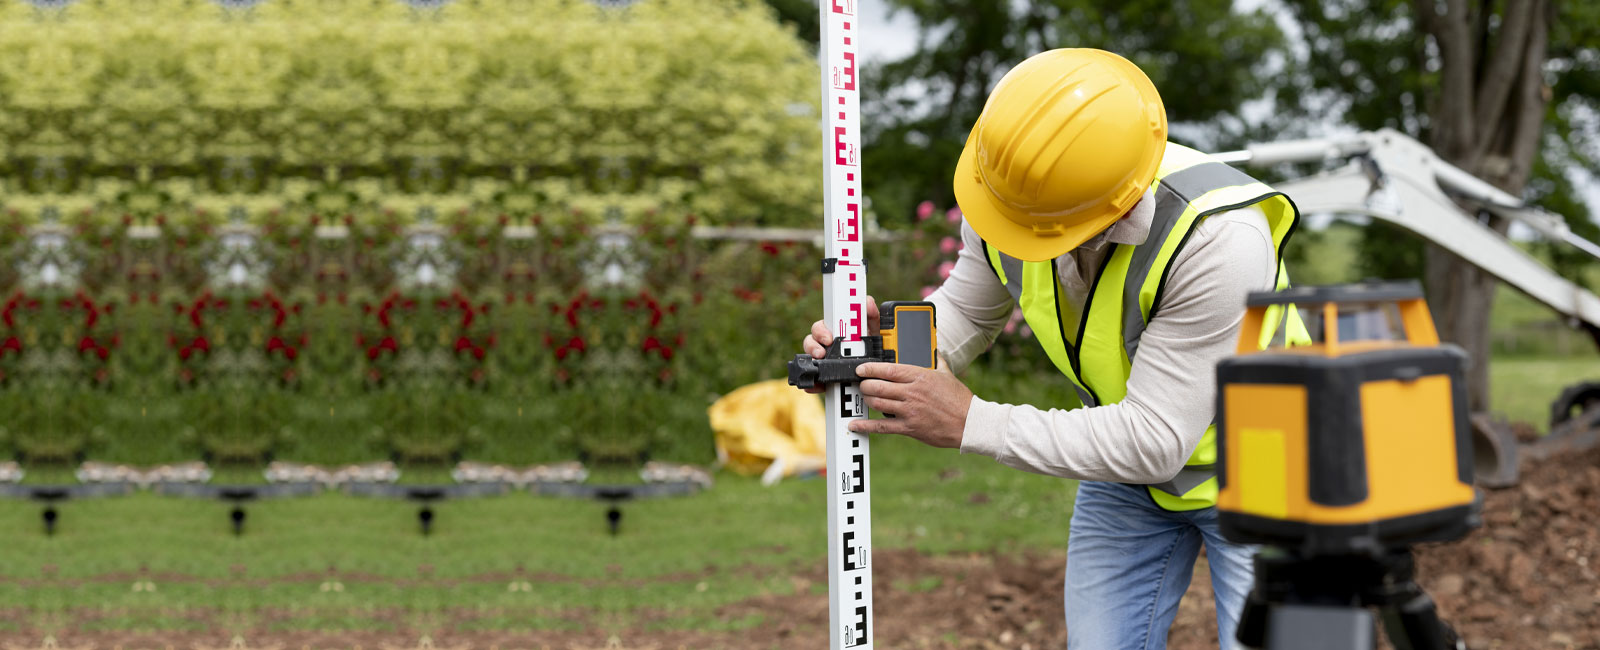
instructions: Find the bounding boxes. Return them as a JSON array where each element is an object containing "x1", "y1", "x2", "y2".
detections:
[
  {"x1": 1235, "y1": 588, "x2": 1271, "y2": 649},
  {"x1": 1378, "y1": 588, "x2": 1462, "y2": 650}
]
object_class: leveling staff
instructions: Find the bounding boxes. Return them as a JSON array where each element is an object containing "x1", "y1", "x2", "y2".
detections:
[{"x1": 800, "y1": 48, "x2": 1300, "y2": 649}]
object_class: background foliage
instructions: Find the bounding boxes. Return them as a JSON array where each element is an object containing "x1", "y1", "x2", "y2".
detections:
[{"x1": 0, "y1": 0, "x2": 827, "y2": 467}]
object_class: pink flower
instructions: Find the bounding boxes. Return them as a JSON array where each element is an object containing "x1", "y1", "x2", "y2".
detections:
[
  {"x1": 936, "y1": 261, "x2": 955, "y2": 280},
  {"x1": 916, "y1": 201, "x2": 935, "y2": 221},
  {"x1": 920, "y1": 286, "x2": 937, "y2": 298},
  {"x1": 946, "y1": 207, "x2": 962, "y2": 223},
  {"x1": 939, "y1": 237, "x2": 959, "y2": 255}
]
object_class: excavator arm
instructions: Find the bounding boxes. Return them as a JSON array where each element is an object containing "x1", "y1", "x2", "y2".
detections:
[{"x1": 1213, "y1": 128, "x2": 1600, "y2": 348}]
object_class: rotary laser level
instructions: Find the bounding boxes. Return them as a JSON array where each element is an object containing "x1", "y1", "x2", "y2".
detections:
[{"x1": 1216, "y1": 281, "x2": 1477, "y2": 650}]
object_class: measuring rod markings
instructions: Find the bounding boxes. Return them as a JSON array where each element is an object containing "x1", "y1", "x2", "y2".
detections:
[{"x1": 819, "y1": 0, "x2": 871, "y2": 648}]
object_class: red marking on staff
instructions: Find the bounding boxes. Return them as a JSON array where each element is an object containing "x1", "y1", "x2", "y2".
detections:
[
  {"x1": 844, "y1": 21, "x2": 851, "y2": 30},
  {"x1": 844, "y1": 37, "x2": 851, "y2": 45},
  {"x1": 847, "y1": 173, "x2": 855, "y2": 181},
  {"x1": 848, "y1": 303, "x2": 865, "y2": 341},
  {"x1": 838, "y1": 97, "x2": 845, "y2": 105},
  {"x1": 839, "y1": 112, "x2": 846, "y2": 119},
  {"x1": 843, "y1": 203, "x2": 860, "y2": 242},
  {"x1": 840, "y1": 52, "x2": 857, "y2": 91},
  {"x1": 834, "y1": 126, "x2": 854, "y2": 166}
]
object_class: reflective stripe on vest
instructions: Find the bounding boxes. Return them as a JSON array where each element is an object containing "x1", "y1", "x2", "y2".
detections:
[{"x1": 982, "y1": 141, "x2": 1301, "y2": 512}]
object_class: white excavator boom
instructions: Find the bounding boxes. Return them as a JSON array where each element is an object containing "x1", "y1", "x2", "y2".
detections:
[{"x1": 1214, "y1": 128, "x2": 1600, "y2": 347}]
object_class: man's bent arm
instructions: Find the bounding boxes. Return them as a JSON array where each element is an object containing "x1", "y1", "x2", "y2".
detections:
[
  {"x1": 926, "y1": 221, "x2": 1013, "y2": 374},
  {"x1": 956, "y1": 211, "x2": 1277, "y2": 484}
]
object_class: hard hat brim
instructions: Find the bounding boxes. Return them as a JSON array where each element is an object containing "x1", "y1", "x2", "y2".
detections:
[{"x1": 953, "y1": 134, "x2": 1128, "y2": 263}]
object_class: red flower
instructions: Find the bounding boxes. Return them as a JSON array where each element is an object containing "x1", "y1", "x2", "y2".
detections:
[
  {"x1": 78, "y1": 336, "x2": 98, "y2": 353},
  {"x1": 659, "y1": 345, "x2": 675, "y2": 361},
  {"x1": 471, "y1": 347, "x2": 485, "y2": 360},
  {"x1": 641, "y1": 336, "x2": 662, "y2": 352},
  {"x1": 266, "y1": 336, "x2": 287, "y2": 352},
  {"x1": 760, "y1": 242, "x2": 780, "y2": 257},
  {"x1": 454, "y1": 336, "x2": 474, "y2": 353},
  {"x1": 284, "y1": 347, "x2": 298, "y2": 360},
  {"x1": 1, "y1": 337, "x2": 20, "y2": 355},
  {"x1": 190, "y1": 337, "x2": 210, "y2": 353},
  {"x1": 179, "y1": 347, "x2": 193, "y2": 361},
  {"x1": 95, "y1": 347, "x2": 108, "y2": 360},
  {"x1": 366, "y1": 336, "x2": 398, "y2": 360},
  {"x1": 567, "y1": 336, "x2": 586, "y2": 353},
  {"x1": 555, "y1": 346, "x2": 570, "y2": 361}
]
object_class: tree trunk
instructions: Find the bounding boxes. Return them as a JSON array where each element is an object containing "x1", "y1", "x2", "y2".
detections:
[{"x1": 1416, "y1": 0, "x2": 1552, "y2": 412}]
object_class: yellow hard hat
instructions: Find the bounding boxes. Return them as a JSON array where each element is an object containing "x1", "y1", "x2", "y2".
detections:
[{"x1": 954, "y1": 49, "x2": 1168, "y2": 262}]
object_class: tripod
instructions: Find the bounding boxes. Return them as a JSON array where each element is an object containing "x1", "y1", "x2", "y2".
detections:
[{"x1": 1234, "y1": 548, "x2": 1464, "y2": 650}]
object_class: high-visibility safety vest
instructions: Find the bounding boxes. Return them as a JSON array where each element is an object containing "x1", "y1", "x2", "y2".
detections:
[{"x1": 981, "y1": 142, "x2": 1302, "y2": 512}]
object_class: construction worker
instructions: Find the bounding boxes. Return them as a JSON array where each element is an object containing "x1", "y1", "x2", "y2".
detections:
[{"x1": 802, "y1": 48, "x2": 1300, "y2": 649}]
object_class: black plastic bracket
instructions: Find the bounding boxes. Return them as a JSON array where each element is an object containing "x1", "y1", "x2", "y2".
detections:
[{"x1": 787, "y1": 336, "x2": 892, "y2": 390}]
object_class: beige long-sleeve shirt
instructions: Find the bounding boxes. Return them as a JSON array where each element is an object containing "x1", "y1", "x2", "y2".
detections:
[{"x1": 928, "y1": 191, "x2": 1277, "y2": 484}]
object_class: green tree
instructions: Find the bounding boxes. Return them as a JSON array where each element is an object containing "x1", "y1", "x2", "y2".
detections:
[
  {"x1": 861, "y1": 0, "x2": 1287, "y2": 225},
  {"x1": 1276, "y1": 0, "x2": 1600, "y2": 410}
]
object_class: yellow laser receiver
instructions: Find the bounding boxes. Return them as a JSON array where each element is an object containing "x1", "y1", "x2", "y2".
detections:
[
  {"x1": 788, "y1": 301, "x2": 937, "y2": 389},
  {"x1": 1215, "y1": 281, "x2": 1478, "y2": 554}
]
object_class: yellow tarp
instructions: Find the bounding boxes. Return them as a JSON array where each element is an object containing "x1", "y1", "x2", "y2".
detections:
[{"x1": 709, "y1": 379, "x2": 826, "y2": 481}]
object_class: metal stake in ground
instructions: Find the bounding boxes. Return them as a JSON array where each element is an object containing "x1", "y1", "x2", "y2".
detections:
[{"x1": 817, "y1": 2, "x2": 872, "y2": 648}]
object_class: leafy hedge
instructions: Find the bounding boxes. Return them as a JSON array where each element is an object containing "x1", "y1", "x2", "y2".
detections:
[{"x1": 0, "y1": 0, "x2": 850, "y2": 467}]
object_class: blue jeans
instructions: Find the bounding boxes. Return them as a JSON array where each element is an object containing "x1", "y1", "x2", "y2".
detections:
[{"x1": 1065, "y1": 480, "x2": 1257, "y2": 650}]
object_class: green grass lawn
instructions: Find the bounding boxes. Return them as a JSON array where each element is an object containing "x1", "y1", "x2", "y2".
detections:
[
  {"x1": 0, "y1": 434, "x2": 1074, "y2": 635},
  {"x1": 1490, "y1": 356, "x2": 1599, "y2": 429}
]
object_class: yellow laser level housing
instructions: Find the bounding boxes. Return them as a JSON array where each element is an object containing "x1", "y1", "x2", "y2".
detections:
[
  {"x1": 1216, "y1": 281, "x2": 1479, "y2": 554},
  {"x1": 879, "y1": 301, "x2": 937, "y2": 369}
]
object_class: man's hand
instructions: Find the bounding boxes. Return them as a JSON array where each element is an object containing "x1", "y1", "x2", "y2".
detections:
[
  {"x1": 798, "y1": 296, "x2": 880, "y2": 394},
  {"x1": 849, "y1": 361, "x2": 972, "y2": 449}
]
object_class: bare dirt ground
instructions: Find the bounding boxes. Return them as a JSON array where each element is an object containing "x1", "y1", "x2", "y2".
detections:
[{"x1": 9, "y1": 444, "x2": 1597, "y2": 649}]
